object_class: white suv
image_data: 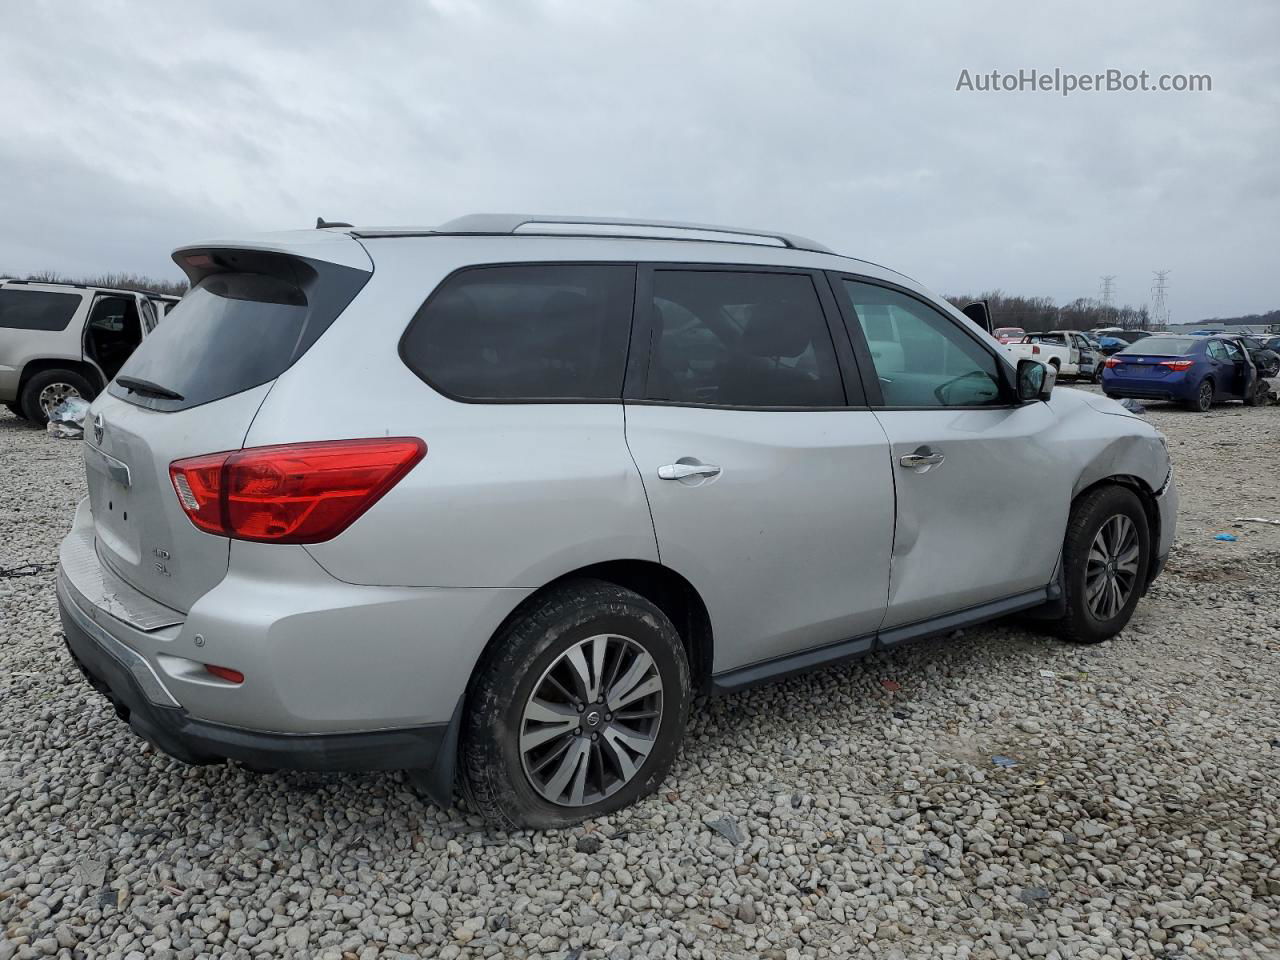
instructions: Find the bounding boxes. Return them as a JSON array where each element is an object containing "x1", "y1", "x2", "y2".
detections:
[
  {"x1": 0, "y1": 280, "x2": 171, "y2": 424},
  {"x1": 57, "y1": 215, "x2": 1176, "y2": 828}
]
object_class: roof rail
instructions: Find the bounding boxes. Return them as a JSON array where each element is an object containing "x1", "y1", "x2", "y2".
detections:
[
  {"x1": 352, "y1": 214, "x2": 834, "y2": 254},
  {"x1": 0, "y1": 278, "x2": 180, "y2": 298}
]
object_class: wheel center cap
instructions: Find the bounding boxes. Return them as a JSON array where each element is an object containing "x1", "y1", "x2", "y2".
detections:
[{"x1": 583, "y1": 709, "x2": 603, "y2": 729}]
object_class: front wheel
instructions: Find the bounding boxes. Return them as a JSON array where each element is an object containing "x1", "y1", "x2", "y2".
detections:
[
  {"x1": 459, "y1": 579, "x2": 691, "y2": 829},
  {"x1": 1187, "y1": 378, "x2": 1213, "y2": 413},
  {"x1": 1056, "y1": 485, "x2": 1151, "y2": 644}
]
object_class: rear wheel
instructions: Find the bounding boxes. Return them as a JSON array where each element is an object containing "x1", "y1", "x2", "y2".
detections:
[
  {"x1": 1056, "y1": 485, "x2": 1151, "y2": 644},
  {"x1": 1187, "y1": 378, "x2": 1213, "y2": 413},
  {"x1": 459, "y1": 579, "x2": 691, "y2": 829},
  {"x1": 19, "y1": 369, "x2": 95, "y2": 426}
]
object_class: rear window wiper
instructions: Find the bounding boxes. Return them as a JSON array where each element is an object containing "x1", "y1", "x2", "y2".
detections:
[{"x1": 115, "y1": 376, "x2": 185, "y2": 401}]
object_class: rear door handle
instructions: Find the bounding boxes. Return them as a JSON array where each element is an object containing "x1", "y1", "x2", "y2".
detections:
[
  {"x1": 899, "y1": 451, "x2": 944, "y2": 470},
  {"x1": 658, "y1": 462, "x2": 722, "y2": 480}
]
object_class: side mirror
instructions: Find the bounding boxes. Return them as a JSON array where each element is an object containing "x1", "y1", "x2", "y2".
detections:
[{"x1": 1016, "y1": 358, "x2": 1055, "y2": 402}]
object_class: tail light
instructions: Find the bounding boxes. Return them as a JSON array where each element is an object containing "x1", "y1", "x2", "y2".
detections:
[
  {"x1": 1159, "y1": 359, "x2": 1194, "y2": 371},
  {"x1": 170, "y1": 438, "x2": 426, "y2": 543},
  {"x1": 1031, "y1": 345, "x2": 1040, "y2": 355},
  {"x1": 1105, "y1": 357, "x2": 1122, "y2": 368}
]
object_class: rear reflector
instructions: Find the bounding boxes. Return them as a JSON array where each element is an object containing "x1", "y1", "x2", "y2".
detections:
[
  {"x1": 170, "y1": 438, "x2": 426, "y2": 543},
  {"x1": 204, "y1": 664, "x2": 244, "y2": 684},
  {"x1": 1159, "y1": 359, "x2": 1194, "y2": 371}
]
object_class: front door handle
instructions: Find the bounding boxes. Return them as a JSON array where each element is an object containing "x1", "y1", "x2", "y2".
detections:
[
  {"x1": 658, "y1": 462, "x2": 722, "y2": 481},
  {"x1": 899, "y1": 450, "x2": 944, "y2": 471}
]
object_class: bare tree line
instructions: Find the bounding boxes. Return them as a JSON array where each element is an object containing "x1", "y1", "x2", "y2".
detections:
[
  {"x1": 2, "y1": 269, "x2": 187, "y2": 297},
  {"x1": 945, "y1": 292, "x2": 1153, "y2": 331}
]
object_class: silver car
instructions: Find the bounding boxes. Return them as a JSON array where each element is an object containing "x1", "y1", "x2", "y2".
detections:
[
  {"x1": 56, "y1": 215, "x2": 1177, "y2": 829},
  {"x1": 0, "y1": 279, "x2": 167, "y2": 424}
]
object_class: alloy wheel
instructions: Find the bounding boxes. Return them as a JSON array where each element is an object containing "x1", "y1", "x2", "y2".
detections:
[
  {"x1": 1198, "y1": 381, "x2": 1212, "y2": 411},
  {"x1": 519, "y1": 634, "x2": 663, "y2": 807},
  {"x1": 1085, "y1": 514, "x2": 1140, "y2": 621},
  {"x1": 38, "y1": 382, "x2": 81, "y2": 418}
]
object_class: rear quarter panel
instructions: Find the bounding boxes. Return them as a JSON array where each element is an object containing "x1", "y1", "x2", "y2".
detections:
[{"x1": 242, "y1": 236, "x2": 660, "y2": 589}]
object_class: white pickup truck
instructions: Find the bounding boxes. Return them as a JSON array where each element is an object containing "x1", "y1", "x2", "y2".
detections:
[{"x1": 1003, "y1": 331, "x2": 1099, "y2": 381}]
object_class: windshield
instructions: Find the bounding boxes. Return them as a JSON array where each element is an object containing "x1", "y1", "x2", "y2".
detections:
[{"x1": 1119, "y1": 336, "x2": 1198, "y2": 356}]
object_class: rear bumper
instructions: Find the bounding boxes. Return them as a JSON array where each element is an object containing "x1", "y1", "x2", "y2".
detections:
[
  {"x1": 1102, "y1": 373, "x2": 1194, "y2": 403},
  {"x1": 57, "y1": 497, "x2": 528, "y2": 735},
  {"x1": 58, "y1": 571, "x2": 451, "y2": 773}
]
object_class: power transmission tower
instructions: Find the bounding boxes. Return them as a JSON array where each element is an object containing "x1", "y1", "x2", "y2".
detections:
[
  {"x1": 1150, "y1": 270, "x2": 1170, "y2": 329},
  {"x1": 1099, "y1": 275, "x2": 1117, "y2": 327}
]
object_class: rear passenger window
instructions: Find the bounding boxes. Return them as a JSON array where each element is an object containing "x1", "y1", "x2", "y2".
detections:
[
  {"x1": 401, "y1": 264, "x2": 635, "y2": 401},
  {"x1": 645, "y1": 271, "x2": 844, "y2": 408},
  {"x1": 0, "y1": 289, "x2": 82, "y2": 331}
]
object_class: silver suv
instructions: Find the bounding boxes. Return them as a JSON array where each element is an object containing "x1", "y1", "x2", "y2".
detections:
[
  {"x1": 0, "y1": 280, "x2": 175, "y2": 424},
  {"x1": 57, "y1": 215, "x2": 1177, "y2": 828}
]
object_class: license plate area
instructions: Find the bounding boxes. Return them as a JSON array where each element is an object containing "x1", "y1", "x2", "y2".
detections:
[{"x1": 85, "y1": 444, "x2": 141, "y2": 565}]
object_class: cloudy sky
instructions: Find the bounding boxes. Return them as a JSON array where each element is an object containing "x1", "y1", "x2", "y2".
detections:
[{"x1": 3, "y1": 1, "x2": 1276, "y2": 320}]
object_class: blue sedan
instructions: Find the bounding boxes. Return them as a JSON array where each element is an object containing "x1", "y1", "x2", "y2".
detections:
[{"x1": 1102, "y1": 335, "x2": 1259, "y2": 412}]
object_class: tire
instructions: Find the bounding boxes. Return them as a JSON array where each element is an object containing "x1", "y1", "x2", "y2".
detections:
[
  {"x1": 459, "y1": 579, "x2": 691, "y2": 829},
  {"x1": 19, "y1": 368, "x2": 95, "y2": 426},
  {"x1": 3, "y1": 401, "x2": 25, "y2": 420},
  {"x1": 1056, "y1": 485, "x2": 1151, "y2": 644},
  {"x1": 1186, "y1": 378, "x2": 1213, "y2": 413},
  {"x1": 1092, "y1": 366, "x2": 1103, "y2": 384}
]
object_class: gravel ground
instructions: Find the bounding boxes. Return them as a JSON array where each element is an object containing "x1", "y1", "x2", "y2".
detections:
[{"x1": 2, "y1": 390, "x2": 1278, "y2": 960}]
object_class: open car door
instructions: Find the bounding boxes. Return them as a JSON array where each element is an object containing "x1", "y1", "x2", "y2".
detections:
[{"x1": 961, "y1": 300, "x2": 994, "y2": 334}]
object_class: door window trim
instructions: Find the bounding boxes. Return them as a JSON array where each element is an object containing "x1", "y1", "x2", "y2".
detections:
[
  {"x1": 397, "y1": 260, "x2": 639, "y2": 406},
  {"x1": 623, "y1": 262, "x2": 866, "y2": 411},
  {"x1": 824, "y1": 271, "x2": 1019, "y2": 410}
]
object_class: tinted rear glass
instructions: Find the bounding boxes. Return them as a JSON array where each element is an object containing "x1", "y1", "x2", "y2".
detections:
[
  {"x1": 0, "y1": 289, "x2": 82, "y2": 331},
  {"x1": 400, "y1": 264, "x2": 635, "y2": 401},
  {"x1": 110, "y1": 255, "x2": 369, "y2": 411},
  {"x1": 1119, "y1": 336, "x2": 1197, "y2": 356}
]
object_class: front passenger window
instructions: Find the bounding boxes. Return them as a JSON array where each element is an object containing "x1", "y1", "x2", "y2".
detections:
[{"x1": 841, "y1": 281, "x2": 1005, "y2": 407}]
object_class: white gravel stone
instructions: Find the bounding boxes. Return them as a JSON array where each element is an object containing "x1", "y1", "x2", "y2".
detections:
[{"x1": 1, "y1": 393, "x2": 1279, "y2": 958}]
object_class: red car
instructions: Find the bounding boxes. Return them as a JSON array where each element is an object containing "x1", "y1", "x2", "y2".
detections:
[{"x1": 993, "y1": 326, "x2": 1025, "y2": 344}]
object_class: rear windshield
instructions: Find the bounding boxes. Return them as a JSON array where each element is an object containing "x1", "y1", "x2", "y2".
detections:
[
  {"x1": 110, "y1": 255, "x2": 369, "y2": 410},
  {"x1": 0, "y1": 288, "x2": 82, "y2": 331},
  {"x1": 1120, "y1": 336, "x2": 1197, "y2": 355}
]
